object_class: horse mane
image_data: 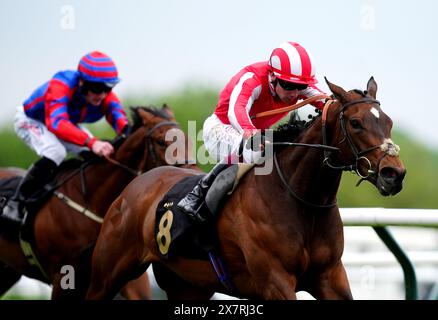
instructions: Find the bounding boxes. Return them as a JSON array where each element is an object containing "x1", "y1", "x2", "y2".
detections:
[
  {"x1": 273, "y1": 111, "x2": 321, "y2": 143},
  {"x1": 130, "y1": 105, "x2": 172, "y2": 132},
  {"x1": 273, "y1": 90, "x2": 367, "y2": 144}
]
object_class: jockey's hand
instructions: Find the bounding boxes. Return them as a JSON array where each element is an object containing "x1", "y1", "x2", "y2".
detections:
[
  {"x1": 91, "y1": 140, "x2": 114, "y2": 157},
  {"x1": 244, "y1": 130, "x2": 265, "y2": 152}
]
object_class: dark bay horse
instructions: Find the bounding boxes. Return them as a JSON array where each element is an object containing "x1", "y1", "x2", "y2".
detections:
[
  {"x1": 86, "y1": 78, "x2": 406, "y2": 300},
  {"x1": 0, "y1": 105, "x2": 193, "y2": 299}
]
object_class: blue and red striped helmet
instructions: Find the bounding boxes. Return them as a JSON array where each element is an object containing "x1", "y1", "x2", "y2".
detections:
[{"x1": 78, "y1": 51, "x2": 120, "y2": 87}]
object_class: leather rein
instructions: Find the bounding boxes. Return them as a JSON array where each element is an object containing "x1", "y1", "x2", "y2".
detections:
[{"x1": 104, "y1": 120, "x2": 181, "y2": 176}]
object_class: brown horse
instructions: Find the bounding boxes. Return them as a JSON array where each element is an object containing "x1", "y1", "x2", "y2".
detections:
[
  {"x1": 0, "y1": 105, "x2": 193, "y2": 299},
  {"x1": 86, "y1": 78, "x2": 406, "y2": 300}
]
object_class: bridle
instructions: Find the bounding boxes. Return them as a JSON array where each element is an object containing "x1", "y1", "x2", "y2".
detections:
[
  {"x1": 322, "y1": 97, "x2": 382, "y2": 180},
  {"x1": 273, "y1": 95, "x2": 391, "y2": 208},
  {"x1": 104, "y1": 120, "x2": 182, "y2": 176},
  {"x1": 145, "y1": 121, "x2": 181, "y2": 168},
  {"x1": 44, "y1": 120, "x2": 185, "y2": 225}
]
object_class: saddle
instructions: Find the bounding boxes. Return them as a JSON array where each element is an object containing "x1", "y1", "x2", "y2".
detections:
[
  {"x1": 0, "y1": 158, "x2": 92, "y2": 281},
  {"x1": 0, "y1": 177, "x2": 27, "y2": 238},
  {"x1": 0, "y1": 158, "x2": 87, "y2": 239},
  {"x1": 154, "y1": 163, "x2": 254, "y2": 261}
]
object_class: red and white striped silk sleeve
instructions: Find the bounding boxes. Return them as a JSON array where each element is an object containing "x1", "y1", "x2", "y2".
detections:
[{"x1": 227, "y1": 72, "x2": 262, "y2": 134}]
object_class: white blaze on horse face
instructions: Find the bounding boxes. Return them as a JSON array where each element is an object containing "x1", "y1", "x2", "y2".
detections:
[{"x1": 370, "y1": 107, "x2": 380, "y2": 119}]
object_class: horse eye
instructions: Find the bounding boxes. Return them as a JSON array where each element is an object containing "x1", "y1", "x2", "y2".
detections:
[
  {"x1": 157, "y1": 140, "x2": 167, "y2": 147},
  {"x1": 350, "y1": 119, "x2": 362, "y2": 130}
]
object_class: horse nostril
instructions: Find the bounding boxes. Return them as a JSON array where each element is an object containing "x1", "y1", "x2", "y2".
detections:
[
  {"x1": 380, "y1": 167, "x2": 406, "y2": 183},
  {"x1": 398, "y1": 168, "x2": 407, "y2": 181}
]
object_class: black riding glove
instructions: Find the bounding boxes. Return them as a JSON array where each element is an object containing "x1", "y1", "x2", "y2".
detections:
[
  {"x1": 121, "y1": 124, "x2": 132, "y2": 137},
  {"x1": 245, "y1": 131, "x2": 266, "y2": 152}
]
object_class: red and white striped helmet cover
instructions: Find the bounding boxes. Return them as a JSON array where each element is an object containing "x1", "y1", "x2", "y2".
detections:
[{"x1": 269, "y1": 41, "x2": 318, "y2": 85}]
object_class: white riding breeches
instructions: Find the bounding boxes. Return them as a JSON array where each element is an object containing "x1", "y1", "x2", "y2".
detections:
[
  {"x1": 14, "y1": 106, "x2": 93, "y2": 165},
  {"x1": 203, "y1": 114, "x2": 263, "y2": 164}
]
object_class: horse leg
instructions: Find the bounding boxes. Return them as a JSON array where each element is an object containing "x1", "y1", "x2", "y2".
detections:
[
  {"x1": 308, "y1": 262, "x2": 353, "y2": 300},
  {"x1": 119, "y1": 272, "x2": 152, "y2": 300},
  {"x1": 86, "y1": 240, "x2": 147, "y2": 300},
  {"x1": 87, "y1": 246, "x2": 148, "y2": 301},
  {"x1": 261, "y1": 271, "x2": 298, "y2": 299},
  {"x1": 50, "y1": 268, "x2": 92, "y2": 300},
  {"x1": 50, "y1": 273, "x2": 66, "y2": 300},
  {"x1": 86, "y1": 204, "x2": 149, "y2": 300},
  {"x1": 0, "y1": 263, "x2": 22, "y2": 296},
  {"x1": 86, "y1": 245, "x2": 146, "y2": 300}
]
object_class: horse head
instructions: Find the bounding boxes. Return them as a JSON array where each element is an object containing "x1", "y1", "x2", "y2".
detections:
[
  {"x1": 112, "y1": 104, "x2": 191, "y2": 174},
  {"x1": 324, "y1": 77, "x2": 406, "y2": 196}
]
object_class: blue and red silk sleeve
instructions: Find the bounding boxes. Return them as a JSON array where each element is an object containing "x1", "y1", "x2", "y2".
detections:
[
  {"x1": 44, "y1": 79, "x2": 95, "y2": 147},
  {"x1": 102, "y1": 92, "x2": 129, "y2": 134}
]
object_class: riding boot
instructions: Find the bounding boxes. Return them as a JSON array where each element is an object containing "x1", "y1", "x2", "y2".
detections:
[
  {"x1": 0, "y1": 157, "x2": 57, "y2": 224},
  {"x1": 177, "y1": 162, "x2": 229, "y2": 223}
]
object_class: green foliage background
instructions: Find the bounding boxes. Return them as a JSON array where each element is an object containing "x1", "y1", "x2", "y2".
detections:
[{"x1": 1, "y1": 86, "x2": 437, "y2": 209}]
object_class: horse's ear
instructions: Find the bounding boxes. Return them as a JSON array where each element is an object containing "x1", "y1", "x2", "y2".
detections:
[
  {"x1": 366, "y1": 76, "x2": 378, "y2": 99},
  {"x1": 162, "y1": 104, "x2": 175, "y2": 119},
  {"x1": 325, "y1": 77, "x2": 348, "y2": 103},
  {"x1": 137, "y1": 108, "x2": 156, "y2": 125}
]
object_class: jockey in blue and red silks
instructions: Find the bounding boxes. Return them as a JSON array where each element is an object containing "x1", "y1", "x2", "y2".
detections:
[
  {"x1": 177, "y1": 41, "x2": 327, "y2": 223},
  {"x1": 1, "y1": 51, "x2": 130, "y2": 222}
]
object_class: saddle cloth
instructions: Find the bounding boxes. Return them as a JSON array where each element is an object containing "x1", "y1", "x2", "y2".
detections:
[{"x1": 154, "y1": 163, "x2": 254, "y2": 260}]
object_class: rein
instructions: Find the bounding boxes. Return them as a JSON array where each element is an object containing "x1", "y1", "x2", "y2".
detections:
[
  {"x1": 103, "y1": 155, "x2": 140, "y2": 176},
  {"x1": 273, "y1": 152, "x2": 338, "y2": 209},
  {"x1": 103, "y1": 120, "x2": 180, "y2": 176},
  {"x1": 251, "y1": 94, "x2": 328, "y2": 119},
  {"x1": 49, "y1": 120, "x2": 181, "y2": 223}
]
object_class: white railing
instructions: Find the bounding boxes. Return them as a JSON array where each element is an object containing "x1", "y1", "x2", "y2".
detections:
[
  {"x1": 341, "y1": 207, "x2": 438, "y2": 300},
  {"x1": 341, "y1": 208, "x2": 438, "y2": 227}
]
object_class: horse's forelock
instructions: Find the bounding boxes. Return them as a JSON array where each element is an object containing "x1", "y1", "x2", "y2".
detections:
[{"x1": 350, "y1": 89, "x2": 367, "y2": 98}]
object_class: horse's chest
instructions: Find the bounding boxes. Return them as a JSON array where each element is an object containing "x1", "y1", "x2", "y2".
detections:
[{"x1": 304, "y1": 236, "x2": 343, "y2": 271}]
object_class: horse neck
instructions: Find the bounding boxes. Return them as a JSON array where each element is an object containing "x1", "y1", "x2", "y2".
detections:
[
  {"x1": 277, "y1": 119, "x2": 342, "y2": 208},
  {"x1": 73, "y1": 134, "x2": 148, "y2": 215}
]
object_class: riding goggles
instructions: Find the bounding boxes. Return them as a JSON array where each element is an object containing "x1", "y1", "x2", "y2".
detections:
[
  {"x1": 277, "y1": 79, "x2": 308, "y2": 91},
  {"x1": 82, "y1": 81, "x2": 113, "y2": 94}
]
